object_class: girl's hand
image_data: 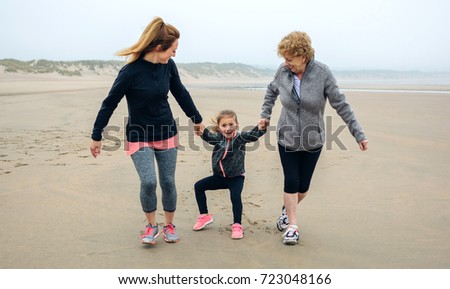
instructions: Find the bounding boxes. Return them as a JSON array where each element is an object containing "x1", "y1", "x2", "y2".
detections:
[{"x1": 90, "y1": 140, "x2": 102, "y2": 158}]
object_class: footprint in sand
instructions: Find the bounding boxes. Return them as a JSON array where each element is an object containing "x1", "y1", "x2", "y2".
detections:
[{"x1": 244, "y1": 201, "x2": 261, "y2": 208}]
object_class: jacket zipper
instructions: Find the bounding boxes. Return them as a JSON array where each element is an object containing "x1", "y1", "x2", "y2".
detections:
[
  {"x1": 219, "y1": 138, "x2": 230, "y2": 177},
  {"x1": 296, "y1": 61, "x2": 313, "y2": 132}
]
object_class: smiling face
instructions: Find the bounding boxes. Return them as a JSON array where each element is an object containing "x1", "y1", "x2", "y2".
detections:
[
  {"x1": 283, "y1": 54, "x2": 307, "y2": 75},
  {"x1": 157, "y1": 39, "x2": 178, "y2": 64},
  {"x1": 218, "y1": 116, "x2": 238, "y2": 139}
]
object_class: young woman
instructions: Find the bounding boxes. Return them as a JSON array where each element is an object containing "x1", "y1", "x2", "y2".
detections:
[{"x1": 90, "y1": 17, "x2": 204, "y2": 245}]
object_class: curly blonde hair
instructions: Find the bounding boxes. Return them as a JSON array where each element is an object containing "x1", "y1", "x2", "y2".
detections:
[
  {"x1": 210, "y1": 110, "x2": 238, "y2": 133},
  {"x1": 277, "y1": 31, "x2": 315, "y2": 61}
]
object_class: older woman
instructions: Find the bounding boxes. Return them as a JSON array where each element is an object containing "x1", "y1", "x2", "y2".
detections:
[{"x1": 259, "y1": 31, "x2": 368, "y2": 245}]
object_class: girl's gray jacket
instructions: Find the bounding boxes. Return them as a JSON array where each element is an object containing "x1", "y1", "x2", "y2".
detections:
[
  {"x1": 261, "y1": 59, "x2": 367, "y2": 151},
  {"x1": 201, "y1": 126, "x2": 266, "y2": 177}
]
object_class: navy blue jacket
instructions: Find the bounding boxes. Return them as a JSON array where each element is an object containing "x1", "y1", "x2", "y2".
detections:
[{"x1": 91, "y1": 57, "x2": 202, "y2": 142}]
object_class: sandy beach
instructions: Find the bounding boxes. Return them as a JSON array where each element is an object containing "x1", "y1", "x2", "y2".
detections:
[{"x1": 1, "y1": 72, "x2": 450, "y2": 269}]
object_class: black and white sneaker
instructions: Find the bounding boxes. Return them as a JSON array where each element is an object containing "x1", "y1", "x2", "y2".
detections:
[
  {"x1": 282, "y1": 225, "x2": 299, "y2": 245},
  {"x1": 276, "y1": 206, "x2": 289, "y2": 231}
]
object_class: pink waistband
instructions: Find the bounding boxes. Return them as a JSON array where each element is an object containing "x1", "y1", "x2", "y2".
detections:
[{"x1": 125, "y1": 135, "x2": 178, "y2": 156}]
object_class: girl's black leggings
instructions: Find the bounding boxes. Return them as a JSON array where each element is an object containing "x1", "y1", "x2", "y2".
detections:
[{"x1": 194, "y1": 175, "x2": 245, "y2": 224}]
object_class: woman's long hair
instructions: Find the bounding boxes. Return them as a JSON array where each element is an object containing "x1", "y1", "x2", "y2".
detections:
[{"x1": 116, "y1": 17, "x2": 180, "y2": 63}]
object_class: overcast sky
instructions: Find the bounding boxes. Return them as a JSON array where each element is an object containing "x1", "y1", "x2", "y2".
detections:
[{"x1": 1, "y1": 0, "x2": 449, "y2": 71}]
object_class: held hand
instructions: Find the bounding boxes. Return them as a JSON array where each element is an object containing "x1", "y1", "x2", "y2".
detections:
[
  {"x1": 258, "y1": 118, "x2": 269, "y2": 130},
  {"x1": 359, "y1": 139, "x2": 369, "y2": 151},
  {"x1": 90, "y1": 140, "x2": 102, "y2": 158},
  {"x1": 194, "y1": 122, "x2": 205, "y2": 136}
]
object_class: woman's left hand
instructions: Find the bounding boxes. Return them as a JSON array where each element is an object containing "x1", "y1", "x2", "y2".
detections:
[
  {"x1": 194, "y1": 122, "x2": 205, "y2": 136},
  {"x1": 258, "y1": 118, "x2": 269, "y2": 130},
  {"x1": 359, "y1": 139, "x2": 369, "y2": 151}
]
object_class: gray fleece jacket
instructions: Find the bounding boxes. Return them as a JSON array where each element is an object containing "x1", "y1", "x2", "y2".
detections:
[{"x1": 261, "y1": 59, "x2": 366, "y2": 151}]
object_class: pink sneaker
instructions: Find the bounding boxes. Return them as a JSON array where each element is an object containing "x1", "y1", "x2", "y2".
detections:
[
  {"x1": 193, "y1": 214, "x2": 213, "y2": 231},
  {"x1": 163, "y1": 223, "x2": 179, "y2": 243},
  {"x1": 231, "y1": 223, "x2": 243, "y2": 239},
  {"x1": 140, "y1": 224, "x2": 159, "y2": 245}
]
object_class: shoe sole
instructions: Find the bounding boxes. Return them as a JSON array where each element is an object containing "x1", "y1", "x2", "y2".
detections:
[
  {"x1": 192, "y1": 219, "x2": 214, "y2": 231},
  {"x1": 283, "y1": 239, "x2": 298, "y2": 245},
  {"x1": 164, "y1": 235, "x2": 179, "y2": 243},
  {"x1": 164, "y1": 239, "x2": 179, "y2": 243},
  {"x1": 282, "y1": 233, "x2": 299, "y2": 245},
  {"x1": 141, "y1": 232, "x2": 160, "y2": 245}
]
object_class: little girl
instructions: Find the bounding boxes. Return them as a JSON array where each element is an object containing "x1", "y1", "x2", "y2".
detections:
[{"x1": 193, "y1": 110, "x2": 266, "y2": 239}]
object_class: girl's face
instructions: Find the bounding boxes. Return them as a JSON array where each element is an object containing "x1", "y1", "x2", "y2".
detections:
[
  {"x1": 218, "y1": 116, "x2": 238, "y2": 139},
  {"x1": 158, "y1": 39, "x2": 178, "y2": 64}
]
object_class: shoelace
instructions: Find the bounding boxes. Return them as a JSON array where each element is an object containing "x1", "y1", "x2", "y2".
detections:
[
  {"x1": 164, "y1": 224, "x2": 175, "y2": 234},
  {"x1": 232, "y1": 224, "x2": 242, "y2": 231},
  {"x1": 284, "y1": 227, "x2": 298, "y2": 238},
  {"x1": 142, "y1": 226, "x2": 155, "y2": 237},
  {"x1": 199, "y1": 215, "x2": 208, "y2": 221}
]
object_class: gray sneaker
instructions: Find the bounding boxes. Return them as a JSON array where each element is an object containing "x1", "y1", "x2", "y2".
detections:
[
  {"x1": 276, "y1": 206, "x2": 289, "y2": 231},
  {"x1": 140, "y1": 224, "x2": 160, "y2": 245},
  {"x1": 282, "y1": 225, "x2": 299, "y2": 245},
  {"x1": 163, "y1": 224, "x2": 179, "y2": 243}
]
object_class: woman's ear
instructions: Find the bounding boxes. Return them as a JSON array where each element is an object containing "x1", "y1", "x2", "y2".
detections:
[{"x1": 156, "y1": 44, "x2": 163, "y2": 52}]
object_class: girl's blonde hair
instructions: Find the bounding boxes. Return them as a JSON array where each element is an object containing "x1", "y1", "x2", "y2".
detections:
[
  {"x1": 277, "y1": 31, "x2": 315, "y2": 61},
  {"x1": 210, "y1": 110, "x2": 238, "y2": 133},
  {"x1": 116, "y1": 17, "x2": 180, "y2": 63}
]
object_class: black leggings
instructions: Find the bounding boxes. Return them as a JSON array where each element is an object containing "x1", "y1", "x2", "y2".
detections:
[
  {"x1": 194, "y1": 175, "x2": 245, "y2": 224},
  {"x1": 278, "y1": 143, "x2": 322, "y2": 194}
]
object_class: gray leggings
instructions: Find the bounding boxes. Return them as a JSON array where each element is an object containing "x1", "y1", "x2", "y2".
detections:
[{"x1": 130, "y1": 147, "x2": 177, "y2": 213}]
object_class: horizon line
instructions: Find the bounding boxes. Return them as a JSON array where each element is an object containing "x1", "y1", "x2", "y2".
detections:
[{"x1": 1, "y1": 58, "x2": 450, "y2": 73}]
